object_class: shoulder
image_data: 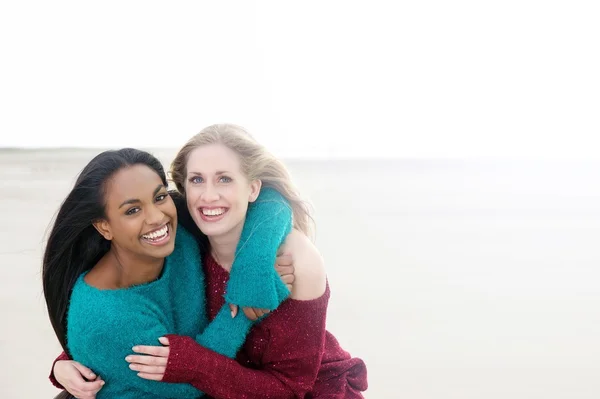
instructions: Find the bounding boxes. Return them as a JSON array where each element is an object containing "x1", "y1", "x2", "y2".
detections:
[
  {"x1": 68, "y1": 285, "x2": 165, "y2": 345},
  {"x1": 69, "y1": 276, "x2": 159, "y2": 322},
  {"x1": 69, "y1": 279, "x2": 136, "y2": 321},
  {"x1": 68, "y1": 285, "x2": 130, "y2": 343},
  {"x1": 282, "y1": 229, "x2": 327, "y2": 300}
]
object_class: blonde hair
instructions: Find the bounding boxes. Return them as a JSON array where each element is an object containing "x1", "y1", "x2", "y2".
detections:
[{"x1": 169, "y1": 124, "x2": 314, "y2": 236}]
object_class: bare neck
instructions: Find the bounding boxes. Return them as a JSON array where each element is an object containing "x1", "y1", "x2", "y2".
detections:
[
  {"x1": 208, "y1": 225, "x2": 244, "y2": 272},
  {"x1": 86, "y1": 246, "x2": 165, "y2": 289}
]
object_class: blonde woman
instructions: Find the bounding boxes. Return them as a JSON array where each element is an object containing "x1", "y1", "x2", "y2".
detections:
[
  {"x1": 126, "y1": 124, "x2": 368, "y2": 398},
  {"x1": 51, "y1": 124, "x2": 368, "y2": 398}
]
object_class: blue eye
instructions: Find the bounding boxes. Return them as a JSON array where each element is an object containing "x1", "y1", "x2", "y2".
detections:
[
  {"x1": 189, "y1": 176, "x2": 203, "y2": 184},
  {"x1": 219, "y1": 176, "x2": 232, "y2": 183}
]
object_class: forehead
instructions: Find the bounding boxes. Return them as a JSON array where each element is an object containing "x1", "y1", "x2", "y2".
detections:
[
  {"x1": 105, "y1": 164, "x2": 164, "y2": 202},
  {"x1": 186, "y1": 144, "x2": 241, "y2": 173}
]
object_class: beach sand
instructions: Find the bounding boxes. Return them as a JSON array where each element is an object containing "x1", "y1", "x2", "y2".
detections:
[{"x1": 1, "y1": 149, "x2": 599, "y2": 398}]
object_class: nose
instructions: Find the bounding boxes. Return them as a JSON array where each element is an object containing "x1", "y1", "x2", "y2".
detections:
[
  {"x1": 145, "y1": 203, "x2": 165, "y2": 226},
  {"x1": 200, "y1": 182, "x2": 220, "y2": 203}
]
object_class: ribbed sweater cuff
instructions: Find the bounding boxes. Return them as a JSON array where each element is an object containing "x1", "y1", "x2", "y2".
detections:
[{"x1": 163, "y1": 335, "x2": 212, "y2": 385}]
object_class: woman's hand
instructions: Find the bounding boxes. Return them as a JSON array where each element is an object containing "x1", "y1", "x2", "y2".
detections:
[
  {"x1": 126, "y1": 337, "x2": 170, "y2": 381},
  {"x1": 53, "y1": 360, "x2": 104, "y2": 399},
  {"x1": 275, "y1": 252, "x2": 295, "y2": 291},
  {"x1": 229, "y1": 252, "x2": 295, "y2": 320}
]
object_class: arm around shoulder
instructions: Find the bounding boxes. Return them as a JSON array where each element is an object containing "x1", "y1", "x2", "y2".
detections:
[{"x1": 283, "y1": 229, "x2": 327, "y2": 301}]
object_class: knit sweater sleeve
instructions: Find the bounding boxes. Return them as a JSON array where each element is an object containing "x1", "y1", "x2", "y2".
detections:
[
  {"x1": 191, "y1": 188, "x2": 293, "y2": 357},
  {"x1": 68, "y1": 301, "x2": 206, "y2": 399},
  {"x1": 225, "y1": 187, "x2": 293, "y2": 309},
  {"x1": 193, "y1": 302, "x2": 254, "y2": 358},
  {"x1": 162, "y1": 287, "x2": 332, "y2": 399}
]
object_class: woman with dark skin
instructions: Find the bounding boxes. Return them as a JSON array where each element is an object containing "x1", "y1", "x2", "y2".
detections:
[{"x1": 44, "y1": 148, "x2": 295, "y2": 398}]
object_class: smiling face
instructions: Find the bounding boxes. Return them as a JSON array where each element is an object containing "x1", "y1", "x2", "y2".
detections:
[
  {"x1": 94, "y1": 164, "x2": 177, "y2": 261},
  {"x1": 184, "y1": 143, "x2": 261, "y2": 241}
]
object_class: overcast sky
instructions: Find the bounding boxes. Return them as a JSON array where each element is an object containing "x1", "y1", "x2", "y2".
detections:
[{"x1": 1, "y1": 1, "x2": 598, "y2": 158}]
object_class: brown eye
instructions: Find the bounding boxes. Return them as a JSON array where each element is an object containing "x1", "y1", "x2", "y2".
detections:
[{"x1": 126, "y1": 207, "x2": 140, "y2": 216}]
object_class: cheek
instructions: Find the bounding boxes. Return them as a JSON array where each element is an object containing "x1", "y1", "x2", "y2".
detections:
[
  {"x1": 185, "y1": 184, "x2": 202, "y2": 205},
  {"x1": 112, "y1": 219, "x2": 141, "y2": 243},
  {"x1": 226, "y1": 187, "x2": 248, "y2": 209},
  {"x1": 237, "y1": 201, "x2": 250, "y2": 216},
  {"x1": 229, "y1": 189, "x2": 251, "y2": 215},
  {"x1": 226, "y1": 184, "x2": 253, "y2": 204},
  {"x1": 162, "y1": 199, "x2": 177, "y2": 219}
]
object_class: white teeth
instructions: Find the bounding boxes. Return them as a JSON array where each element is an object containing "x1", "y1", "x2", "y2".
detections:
[
  {"x1": 143, "y1": 225, "x2": 168, "y2": 240},
  {"x1": 202, "y1": 208, "x2": 225, "y2": 216}
]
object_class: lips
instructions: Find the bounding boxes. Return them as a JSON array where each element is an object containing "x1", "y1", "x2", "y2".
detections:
[
  {"x1": 198, "y1": 207, "x2": 229, "y2": 222},
  {"x1": 141, "y1": 223, "x2": 171, "y2": 245}
]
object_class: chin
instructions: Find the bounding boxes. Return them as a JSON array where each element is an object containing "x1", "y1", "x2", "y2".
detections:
[
  {"x1": 197, "y1": 221, "x2": 236, "y2": 239},
  {"x1": 144, "y1": 236, "x2": 176, "y2": 257},
  {"x1": 154, "y1": 244, "x2": 176, "y2": 258},
  {"x1": 197, "y1": 224, "x2": 228, "y2": 238},
  {"x1": 194, "y1": 212, "x2": 244, "y2": 239}
]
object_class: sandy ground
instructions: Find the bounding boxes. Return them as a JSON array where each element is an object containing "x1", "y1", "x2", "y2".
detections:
[{"x1": 1, "y1": 149, "x2": 600, "y2": 398}]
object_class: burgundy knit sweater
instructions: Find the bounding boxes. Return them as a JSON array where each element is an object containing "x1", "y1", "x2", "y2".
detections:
[
  {"x1": 49, "y1": 255, "x2": 368, "y2": 398},
  {"x1": 161, "y1": 255, "x2": 367, "y2": 398}
]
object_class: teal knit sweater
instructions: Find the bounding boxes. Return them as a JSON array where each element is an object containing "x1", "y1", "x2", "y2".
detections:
[{"x1": 66, "y1": 188, "x2": 292, "y2": 398}]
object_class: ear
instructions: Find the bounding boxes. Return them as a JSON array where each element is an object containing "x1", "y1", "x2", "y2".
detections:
[
  {"x1": 248, "y1": 179, "x2": 262, "y2": 203},
  {"x1": 93, "y1": 219, "x2": 113, "y2": 241}
]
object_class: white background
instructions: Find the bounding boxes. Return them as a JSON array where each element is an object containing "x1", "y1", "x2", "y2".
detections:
[
  {"x1": 1, "y1": 1, "x2": 599, "y2": 158},
  {"x1": 2, "y1": 3, "x2": 600, "y2": 398}
]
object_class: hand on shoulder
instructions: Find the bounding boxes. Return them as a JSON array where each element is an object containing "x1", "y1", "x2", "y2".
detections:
[{"x1": 281, "y1": 229, "x2": 327, "y2": 300}]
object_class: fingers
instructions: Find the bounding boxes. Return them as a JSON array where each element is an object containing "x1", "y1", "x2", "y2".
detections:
[
  {"x1": 82, "y1": 378, "x2": 105, "y2": 392},
  {"x1": 126, "y1": 354, "x2": 168, "y2": 366},
  {"x1": 229, "y1": 303, "x2": 238, "y2": 318},
  {"x1": 242, "y1": 306, "x2": 259, "y2": 321},
  {"x1": 67, "y1": 378, "x2": 104, "y2": 399},
  {"x1": 56, "y1": 361, "x2": 104, "y2": 399},
  {"x1": 277, "y1": 263, "x2": 295, "y2": 292},
  {"x1": 129, "y1": 363, "x2": 166, "y2": 376},
  {"x1": 137, "y1": 372, "x2": 164, "y2": 381},
  {"x1": 281, "y1": 274, "x2": 294, "y2": 285},
  {"x1": 275, "y1": 253, "x2": 293, "y2": 267},
  {"x1": 276, "y1": 263, "x2": 295, "y2": 276},
  {"x1": 242, "y1": 307, "x2": 270, "y2": 320},
  {"x1": 276, "y1": 252, "x2": 295, "y2": 293},
  {"x1": 71, "y1": 361, "x2": 97, "y2": 380},
  {"x1": 127, "y1": 350, "x2": 167, "y2": 381},
  {"x1": 256, "y1": 308, "x2": 270, "y2": 318},
  {"x1": 131, "y1": 345, "x2": 170, "y2": 357}
]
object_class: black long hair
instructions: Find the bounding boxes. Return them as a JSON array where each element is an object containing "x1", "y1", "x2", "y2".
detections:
[{"x1": 42, "y1": 148, "x2": 167, "y2": 353}]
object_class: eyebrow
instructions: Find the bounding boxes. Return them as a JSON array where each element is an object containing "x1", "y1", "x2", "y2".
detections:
[
  {"x1": 187, "y1": 171, "x2": 230, "y2": 176},
  {"x1": 118, "y1": 184, "x2": 166, "y2": 209}
]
